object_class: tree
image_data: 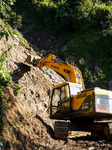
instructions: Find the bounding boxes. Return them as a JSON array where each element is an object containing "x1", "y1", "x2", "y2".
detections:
[{"x1": 0, "y1": 0, "x2": 22, "y2": 28}]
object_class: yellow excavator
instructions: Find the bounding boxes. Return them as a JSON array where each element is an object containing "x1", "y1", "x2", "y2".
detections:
[{"x1": 25, "y1": 53, "x2": 112, "y2": 140}]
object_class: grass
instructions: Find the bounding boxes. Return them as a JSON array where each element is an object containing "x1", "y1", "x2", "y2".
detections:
[
  {"x1": 13, "y1": 83, "x2": 23, "y2": 96},
  {"x1": 13, "y1": 30, "x2": 29, "y2": 46}
]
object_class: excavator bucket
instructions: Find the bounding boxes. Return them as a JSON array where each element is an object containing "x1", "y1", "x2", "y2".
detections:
[{"x1": 25, "y1": 55, "x2": 41, "y2": 65}]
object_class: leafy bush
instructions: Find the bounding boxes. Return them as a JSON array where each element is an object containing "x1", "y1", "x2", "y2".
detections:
[
  {"x1": 13, "y1": 84, "x2": 22, "y2": 95},
  {"x1": 0, "y1": 67, "x2": 11, "y2": 87},
  {"x1": 0, "y1": 52, "x2": 11, "y2": 87},
  {"x1": 0, "y1": 0, "x2": 22, "y2": 28},
  {"x1": 65, "y1": 27, "x2": 112, "y2": 89},
  {"x1": 92, "y1": 4, "x2": 112, "y2": 29},
  {"x1": 0, "y1": 51, "x2": 11, "y2": 132},
  {"x1": 0, "y1": 21, "x2": 14, "y2": 42},
  {"x1": 13, "y1": 30, "x2": 29, "y2": 46},
  {"x1": 0, "y1": 26, "x2": 10, "y2": 42}
]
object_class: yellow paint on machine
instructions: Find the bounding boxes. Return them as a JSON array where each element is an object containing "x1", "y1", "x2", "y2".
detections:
[
  {"x1": 72, "y1": 90, "x2": 94, "y2": 110},
  {"x1": 95, "y1": 89, "x2": 108, "y2": 95}
]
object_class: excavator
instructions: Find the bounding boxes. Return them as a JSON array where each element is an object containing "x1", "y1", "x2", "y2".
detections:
[{"x1": 25, "y1": 53, "x2": 112, "y2": 140}]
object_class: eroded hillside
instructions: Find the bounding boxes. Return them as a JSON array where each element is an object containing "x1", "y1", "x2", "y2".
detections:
[{"x1": 1, "y1": 27, "x2": 112, "y2": 150}]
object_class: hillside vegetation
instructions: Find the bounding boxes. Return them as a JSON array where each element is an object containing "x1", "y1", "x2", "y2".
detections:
[{"x1": 14, "y1": 0, "x2": 112, "y2": 89}]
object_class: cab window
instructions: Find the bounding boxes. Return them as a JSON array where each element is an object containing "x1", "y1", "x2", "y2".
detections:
[
  {"x1": 51, "y1": 84, "x2": 70, "y2": 115},
  {"x1": 51, "y1": 88, "x2": 60, "y2": 114},
  {"x1": 69, "y1": 83, "x2": 81, "y2": 95},
  {"x1": 52, "y1": 88, "x2": 60, "y2": 106},
  {"x1": 61, "y1": 85, "x2": 69, "y2": 100}
]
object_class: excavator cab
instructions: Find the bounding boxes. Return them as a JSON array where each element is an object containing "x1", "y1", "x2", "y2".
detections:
[
  {"x1": 50, "y1": 82, "x2": 112, "y2": 120},
  {"x1": 50, "y1": 82, "x2": 82, "y2": 119}
]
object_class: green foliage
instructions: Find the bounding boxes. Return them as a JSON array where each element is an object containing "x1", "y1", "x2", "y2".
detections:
[
  {"x1": 0, "y1": 89, "x2": 3, "y2": 100},
  {"x1": 76, "y1": 0, "x2": 112, "y2": 30},
  {"x1": 93, "y1": 4, "x2": 112, "y2": 29},
  {"x1": 13, "y1": 30, "x2": 29, "y2": 46},
  {"x1": 0, "y1": 0, "x2": 22, "y2": 28},
  {"x1": 13, "y1": 84, "x2": 22, "y2": 95},
  {"x1": 65, "y1": 29, "x2": 112, "y2": 88},
  {"x1": 0, "y1": 21, "x2": 14, "y2": 136},
  {"x1": 0, "y1": 51, "x2": 10, "y2": 133},
  {"x1": 97, "y1": 72, "x2": 105, "y2": 80},
  {"x1": 10, "y1": 12, "x2": 22, "y2": 28},
  {"x1": 78, "y1": 63, "x2": 93, "y2": 88},
  {"x1": 77, "y1": 0, "x2": 94, "y2": 18},
  {"x1": 0, "y1": 67, "x2": 11, "y2": 87},
  {"x1": 16, "y1": 0, "x2": 75, "y2": 31},
  {"x1": 0, "y1": 52, "x2": 11, "y2": 87},
  {"x1": 15, "y1": 0, "x2": 112, "y2": 88},
  {"x1": 0, "y1": 26, "x2": 10, "y2": 41},
  {"x1": 0, "y1": 21, "x2": 28, "y2": 46}
]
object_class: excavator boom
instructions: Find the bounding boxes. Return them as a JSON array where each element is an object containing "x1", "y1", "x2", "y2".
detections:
[{"x1": 25, "y1": 53, "x2": 85, "y2": 90}]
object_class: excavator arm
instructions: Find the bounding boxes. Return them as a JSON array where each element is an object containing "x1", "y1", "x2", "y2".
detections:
[{"x1": 25, "y1": 53, "x2": 85, "y2": 90}]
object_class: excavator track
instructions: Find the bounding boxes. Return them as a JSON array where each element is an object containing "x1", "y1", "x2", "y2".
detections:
[
  {"x1": 53, "y1": 121, "x2": 112, "y2": 141},
  {"x1": 108, "y1": 123, "x2": 112, "y2": 140},
  {"x1": 89, "y1": 122, "x2": 112, "y2": 140},
  {"x1": 54, "y1": 121, "x2": 69, "y2": 140}
]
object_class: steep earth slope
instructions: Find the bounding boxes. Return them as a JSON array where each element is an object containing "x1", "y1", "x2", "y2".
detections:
[{"x1": 1, "y1": 32, "x2": 112, "y2": 150}]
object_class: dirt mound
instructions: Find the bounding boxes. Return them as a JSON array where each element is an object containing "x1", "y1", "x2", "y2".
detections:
[{"x1": 2, "y1": 88, "x2": 54, "y2": 150}]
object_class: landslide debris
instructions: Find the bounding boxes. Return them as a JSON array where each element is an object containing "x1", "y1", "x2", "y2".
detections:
[{"x1": 1, "y1": 29, "x2": 112, "y2": 150}]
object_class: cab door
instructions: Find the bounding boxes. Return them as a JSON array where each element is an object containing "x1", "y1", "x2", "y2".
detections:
[
  {"x1": 50, "y1": 83, "x2": 71, "y2": 116},
  {"x1": 51, "y1": 88, "x2": 61, "y2": 115},
  {"x1": 58, "y1": 84, "x2": 71, "y2": 113}
]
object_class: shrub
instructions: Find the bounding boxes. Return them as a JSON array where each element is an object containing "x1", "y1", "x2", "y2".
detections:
[
  {"x1": 0, "y1": 52, "x2": 11, "y2": 87},
  {"x1": 13, "y1": 30, "x2": 29, "y2": 46},
  {"x1": 0, "y1": 0, "x2": 22, "y2": 28},
  {"x1": 0, "y1": 67, "x2": 11, "y2": 87},
  {"x1": 0, "y1": 51, "x2": 11, "y2": 133},
  {"x1": 13, "y1": 84, "x2": 22, "y2": 95},
  {"x1": 92, "y1": 4, "x2": 112, "y2": 29}
]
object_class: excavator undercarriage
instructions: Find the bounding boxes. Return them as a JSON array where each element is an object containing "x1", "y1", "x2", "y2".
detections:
[{"x1": 54, "y1": 120, "x2": 112, "y2": 140}]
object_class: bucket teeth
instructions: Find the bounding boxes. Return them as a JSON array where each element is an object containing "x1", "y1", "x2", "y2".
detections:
[
  {"x1": 25, "y1": 55, "x2": 41, "y2": 65},
  {"x1": 25, "y1": 55, "x2": 33, "y2": 64}
]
